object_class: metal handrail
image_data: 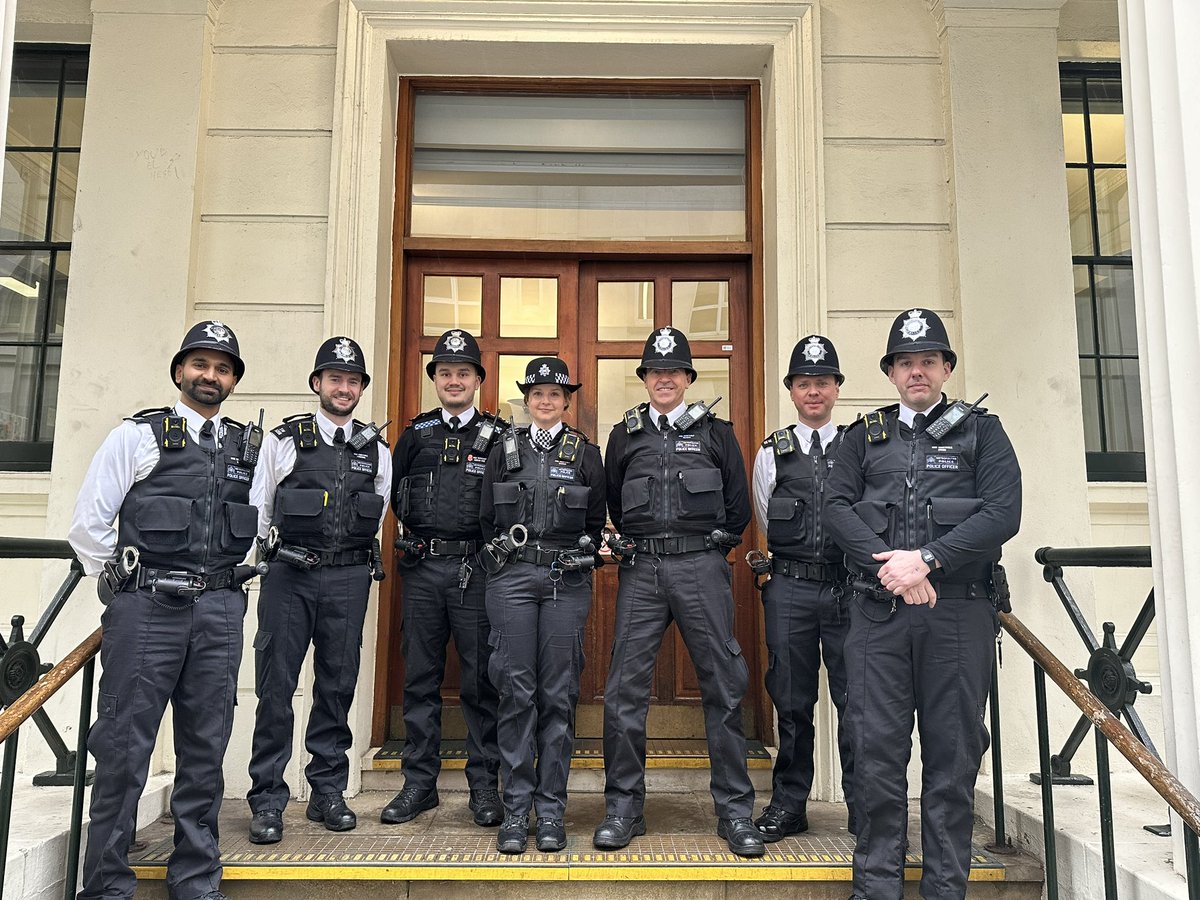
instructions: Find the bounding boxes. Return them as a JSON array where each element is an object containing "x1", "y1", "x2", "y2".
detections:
[{"x1": 0, "y1": 628, "x2": 101, "y2": 744}]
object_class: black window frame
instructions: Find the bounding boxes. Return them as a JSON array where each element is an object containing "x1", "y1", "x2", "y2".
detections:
[
  {"x1": 0, "y1": 43, "x2": 88, "y2": 471},
  {"x1": 1061, "y1": 61, "x2": 1144, "y2": 483}
]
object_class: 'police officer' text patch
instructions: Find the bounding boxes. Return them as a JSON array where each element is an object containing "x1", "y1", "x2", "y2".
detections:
[
  {"x1": 674, "y1": 439, "x2": 702, "y2": 453},
  {"x1": 549, "y1": 465, "x2": 577, "y2": 481},
  {"x1": 924, "y1": 454, "x2": 961, "y2": 471},
  {"x1": 225, "y1": 464, "x2": 253, "y2": 483}
]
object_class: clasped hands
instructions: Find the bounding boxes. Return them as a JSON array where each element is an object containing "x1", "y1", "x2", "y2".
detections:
[{"x1": 872, "y1": 548, "x2": 937, "y2": 608}]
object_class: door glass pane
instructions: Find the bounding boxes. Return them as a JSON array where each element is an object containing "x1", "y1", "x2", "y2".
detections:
[
  {"x1": 672, "y1": 281, "x2": 729, "y2": 340},
  {"x1": 1094, "y1": 168, "x2": 1130, "y2": 257},
  {"x1": 7, "y1": 56, "x2": 60, "y2": 148},
  {"x1": 0, "y1": 253, "x2": 50, "y2": 342},
  {"x1": 418, "y1": 354, "x2": 439, "y2": 412},
  {"x1": 1087, "y1": 78, "x2": 1126, "y2": 164},
  {"x1": 497, "y1": 354, "x2": 543, "y2": 423},
  {"x1": 1, "y1": 152, "x2": 53, "y2": 242},
  {"x1": 499, "y1": 277, "x2": 557, "y2": 337},
  {"x1": 0, "y1": 345, "x2": 41, "y2": 441},
  {"x1": 1094, "y1": 265, "x2": 1137, "y2": 356},
  {"x1": 597, "y1": 282, "x2": 653, "y2": 341},
  {"x1": 1100, "y1": 358, "x2": 1143, "y2": 452},
  {"x1": 410, "y1": 93, "x2": 746, "y2": 241},
  {"x1": 1066, "y1": 168, "x2": 1093, "y2": 257},
  {"x1": 690, "y1": 359, "x2": 731, "y2": 416},
  {"x1": 423, "y1": 275, "x2": 482, "y2": 336}
]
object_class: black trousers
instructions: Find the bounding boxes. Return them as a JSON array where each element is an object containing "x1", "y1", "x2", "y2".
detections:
[
  {"x1": 80, "y1": 586, "x2": 244, "y2": 900},
  {"x1": 399, "y1": 555, "x2": 500, "y2": 793},
  {"x1": 845, "y1": 594, "x2": 996, "y2": 900},
  {"x1": 247, "y1": 561, "x2": 371, "y2": 813},
  {"x1": 485, "y1": 562, "x2": 592, "y2": 819},
  {"x1": 762, "y1": 573, "x2": 853, "y2": 816},
  {"x1": 602, "y1": 550, "x2": 754, "y2": 820}
]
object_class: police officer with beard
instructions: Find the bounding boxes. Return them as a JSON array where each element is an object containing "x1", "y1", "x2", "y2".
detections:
[
  {"x1": 383, "y1": 329, "x2": 503, "y2": 827},
  {"x1": 823, "y1": 309, "x2": 1021, "y2": 900},
  {"x1": 594, "y1": 327, "x2": 763, "y2": 858},
  {"x1": 479, "y1": 358, "x2": 606, "y2": 854},
  {"x1": 68, "y1": 321, "x2": 260, "y2": 900},
  {"x1": 750, "y1": 335, "x2": 855, "y2": 842},
  {"x1": 246, "y1": 337, "x2": 391, "y2": 843}
]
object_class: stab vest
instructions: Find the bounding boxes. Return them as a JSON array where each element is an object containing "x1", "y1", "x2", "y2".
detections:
[
  {"x1": 397, "y1": 410, "x2": 502, "y2": 540},
  {"x1": 270, "y1": 415, "x2": 385, "y2": 552},
  {"x1": 116, "y1": 407, "x2": 259, "y2": 574},
  {"x1": 617, "y1": 404, "x2": 726, "y2": 539},
  {"x1": 764, "y1": 427, "x2": 844, "y2": 564},
  {"x1": 852, "y1": 404, "x2": 996, "y2": 582},
  {"x1": 489, "y1": 426, "x2": 593, "y2": 549}
]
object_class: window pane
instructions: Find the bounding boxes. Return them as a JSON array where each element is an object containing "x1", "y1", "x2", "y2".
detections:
[
  {"x1": 497, "y1": 354, "x2": 543, "y2": 423},
  {"x1": 0, "y1": 253, "x2": 50, "y2": 342},
  {"x1": 598, "y1": 282, "x2": 653, "y2": 341},
  {"x1": 1087, "y1": 78, "x2": 1125, "y2": 164},
  {"x1": 422, "y1": 275, "x2": 482, "y2": 336},
  {"x1": 0, "y1": 344, "x2": 41, "y2": 441},
  {"x1": 7, "y1": 56, "x2": 60, "y2": 148},
  {"x1": 410, "y1": 93, "x2": 746, "y2": 242},
  {"x1": 418, "y1": 354, "x2": 439, "y2": 412},
  {"x1": 499, "y1": 277, "x2": 557, "y2": 338},
  {"x1": 1078, "y1": 359, "x2": 1101, "y2": 453},
  {"x1": 1066, "y1": 168, "x2": 1093, "y2": 257},
  {"x1": 1094, "y1": 265, "x2": 1137, "y2": 356},
  {"x1": 597, "y1": 359, "x2": 650, "y2": 440},
  {"x1": 1100, "y1": 358, "x2": 1143, "y2": 452},
  {"x1": 59, "y1": 58, "x2": 88, "y2": 148},
  {"x1": 1, "y1": 152, "x2": 53, "y2": 242},
  {"x1": 1060, "y1": 77, "x2": 1086, "y2": 164},
  {"x1": 1073, "y1": 265, "x2": 1095, "y2": 352},
  {"x1": 51, "y1": 152, "x2": 79, "y2": 242},
  {"x1": 1094, "y1": 168, "x2": 1130, "y2": 257},
  {"x1": 49, "y1": 251, "x2": 69, "y2": 337},
  {"x1": 672, "y1": 281, "x2": 729, "y2": 341},
  {"x1": 38, "y1": 345, "x2": 60, "y2": 441}
]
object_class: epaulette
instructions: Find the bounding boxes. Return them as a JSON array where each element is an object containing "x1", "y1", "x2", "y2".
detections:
[
  {"x1": 283, "y1": 413, "x2": 315, "y2": 424},
  {"x1": 411, "y1": 409, "x2": 442, "y2": 429},
  {"x1": 270, "y1": 423, "x2": 291, "y2": 440},
  {"x1": 565, "y1": 424, "x2": 592, "y2": 444},
  {"x1": 126, "y1": 406, "x2": 172, "y2": 421},
  {"x1": 221, "y1": 417, "x2": 246, "y2": 432}
]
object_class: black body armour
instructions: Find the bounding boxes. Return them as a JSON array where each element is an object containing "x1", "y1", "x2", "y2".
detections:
[
  {"x1": 490, "y1": 427, "x2": 591, "y2": 549},
  {"x1": 854, "y1": 406, "x2": 994, "y2": 582},
  {"x1": 617, "y1": 405, "x2": 726, "y2": 539},
  {"x1": 116, "y1": 408, "x2": 259, "y2": 574},
  {"x1": 398, "y1": 410, "x2": 501, "y2": 540},
  {"x1": 270, "y1": 415, "x2": 385, "y2": 552},
  {"x1": 764, "y1": 428, "x2": 843, "y2": 564}
]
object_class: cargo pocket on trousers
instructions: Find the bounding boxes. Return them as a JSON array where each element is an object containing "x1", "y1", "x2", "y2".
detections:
[
  {"x1": 486, "y1": 630, "x2": 509, "y2": 698},
  {"x1": 253, "y1": 630, "x2": 273, "y2": 696},
  {"x1": 97, "y1": 691, "x2": 118, "y2": 719},
  {"x1": 722, "y1": 636, "x2": 749, "y2": 704}
]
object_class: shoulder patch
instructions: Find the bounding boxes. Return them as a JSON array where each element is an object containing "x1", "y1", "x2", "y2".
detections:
[{"x1": 271, "y1": 423, "x2": 291, "y2": 440}]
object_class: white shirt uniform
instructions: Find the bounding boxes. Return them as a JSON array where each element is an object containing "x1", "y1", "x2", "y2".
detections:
[
  {"x1": 751, "y1": 420, "x2": 839, "y2": 536},
  {"x1": 68, "y1": 402, "x2": 226, "y2": 577},
  {"x1": 250, "y1": 408, "x2": 392, "y2": 540}
]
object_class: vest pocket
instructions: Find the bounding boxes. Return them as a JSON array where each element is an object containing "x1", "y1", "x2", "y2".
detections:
[
  {"x1": 767, "y1": 495, "x2": 809, "y2": 547},
  {"x1": 925, "y1": 496, "x2": 983, "y2": 543},
  {"x1": 399, "y1": 472, "x2": 434, "y2": 529},
  {"x1": 348, "y1": 491, "x2": 385, "y2": 540},
  {"x1": 620, "y1": 475, "x2": 656, "y2": 530},
  {"x1": 276, "y1": 488, "x2": 328, "y2": 544},
  {"x1": 851, "y1": 499, "x2": 892, "y2": 535},
  {"x1": 491, "y1": 481, "x2": 529, "y2": 531},
  {"x1": 549, "y1": 483, "x2": 590, "y2": 535},
  {"x1": 677, "y1": 467, "x2": 724, "y2": 522},
  {"x1": 221, "y1": 501, "x2": 259, "y2": 555},
  {"x1": 133, "y1": 496, "x2": 193, "y2": 554}
]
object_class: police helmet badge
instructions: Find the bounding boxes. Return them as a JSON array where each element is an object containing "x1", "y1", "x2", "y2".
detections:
[
  {"x1": 539, "y1": 363, "x2": 551, "y2": 376},
  {"x1": 444, "y1": 330, "x2": 468, "y2": 353},
  {"x1": 802, "y1": 336, "x2": 827, "y2": 364},
  {"x1": 653, "y1": 327, "x2": 678, "y2": 356},
  {"x1": 899, "y1": 309, "x2": 930, "y2": 342},
  {"x1": 333, "y1": 337, "x2": 356, "y2": 363},
  {"x1": 203, "y1": 320, "x2": 232, "y2": 344}
]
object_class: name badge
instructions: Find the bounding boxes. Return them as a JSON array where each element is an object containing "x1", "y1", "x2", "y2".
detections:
[
  {"x1": 464, "y1": 453, "x2": 486, "y2": 477},
  {"x1": 349, "y1": 456, "x2": 375, "y2": 474},
  {"x1": 549, "y1": 465, "x2": 577, "y2": 481},
  {"x1": 674, "y1": 439, "x2": 702, "y2": 453},
  {"x1": 925, "y1": 454, "x2": 961, "y2": 471},
  {"x1": 225, "y1": 463, "x2": 252, "y2": 483}
]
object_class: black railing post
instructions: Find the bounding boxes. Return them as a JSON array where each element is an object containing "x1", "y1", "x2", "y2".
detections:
[
  {"x1": 64, "y1": 657, "x2": 94, "y2": 900},
  {"x1": 1035, "y1": 663, "x2": 1060, "y2": 900},
  {"x1": 1094, "y1": 730, "x2": 1118, "y2": 899},
  {"x1": 0, "y1": 728, "x2": 20, "y2": 892},
  {"x1": 987, "y1": 649, "x2": 1012, "y2": 852},
  {"x1": 1184, "y1": 824, "x2": 1199, "y2": 900}
]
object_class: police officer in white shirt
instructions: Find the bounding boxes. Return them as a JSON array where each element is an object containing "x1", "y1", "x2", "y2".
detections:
[{"x1": 68, "y1": 320, "x2": 260, "y2": 900}]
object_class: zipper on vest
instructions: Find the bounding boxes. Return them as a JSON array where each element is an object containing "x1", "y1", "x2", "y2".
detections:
[
  {"x1": 535, "y1": 441, "x2": 549, "y2": 537},
  {"x1": 660, "y1": 422, "x2": 671, "y2": 530},
  {"x1": 905, "y1": 436, "x2": 918, "y2": 548},
  {"x1": 333, "y1": 435, "x2": 349, "y2": 551},
  {"x1": 812, "y1": 450, "x2": 824, "y2": 558},
  {"x1": 200, "y1": 427, "x2": 219, "y2": 575}
]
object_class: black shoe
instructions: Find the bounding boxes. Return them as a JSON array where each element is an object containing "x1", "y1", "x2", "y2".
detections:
[
  {"x1": 380, "y1": 785, "x2": 439, "y2": 824},
  {"x1": 305, "y1": 792, "x2": 357, "y2": 832},
  {"x1": 592, "y1": 814, "x2": 646, "y2": 849},
  {"x1": 718, "y1": 817, "x2": 767, "y2": 857},
  {"x1": 497, "y1": 813, "x2": 529, "y2": 853},
  {"x1": 753, "y1": 804, "x2": 809, "y2": 842},
  {"x1": 248, "y1": 808, "x2": 283, "y2": 844},
  {"x1": 194, "y1": 893, "x2": 229, "y2": 900},
  {"x1": 535, "y1": 818, "x2": 567, "y2": 852},
  {"x1": 469, "y1": 789, "x2": 503, "y2": 827}
]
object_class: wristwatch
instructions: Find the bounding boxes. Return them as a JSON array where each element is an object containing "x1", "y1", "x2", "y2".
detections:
[{"x1": 920, "y1": 547, "x2": 938, "y2": 568}]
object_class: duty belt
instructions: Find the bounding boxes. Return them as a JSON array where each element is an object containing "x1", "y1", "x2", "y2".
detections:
[
  {"x1": 633, "y1": 535, "x2": 717, "y2": 555},
  {"x1": 853, "y1": 574, "x2": 993, "y2": 601},
  {"x1": 513, "y1": 544, "x2": 574, "y2": 566},
  {"x1": 771, "y1": 557, "x2": 847, "y2": 583},
  {"x1": 427, "y1": 539, "x2": 481, "y2": 557},
  {"x1": 134, "y1": 567, "x2": 236, "y2": 595},
  {"x1": 278, "y1": 544, "x2": 371, "y2": 568}
]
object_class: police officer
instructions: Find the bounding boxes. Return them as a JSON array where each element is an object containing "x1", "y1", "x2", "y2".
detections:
[
  {"x1": 478, "y1": 358, "x2": 606, "y2": 854},
  {"x1": 246, "y1": 337, "x2": 391, "y2": 843},
  {"x1": 750, "y1": 335, "x2": 855, "y2": 841},
  {"x1": 594, "y1": 327, "x2": 763, "y2": 858},
  {"x1": 823, "y1": 309, "x2": 1021, "y2": 900},
  {"x1": 68, "y1": 320, "x2": 260, "y2": 900},
  {"x1": 383, "y1": 329, "x2": 503, "y2": 827}
]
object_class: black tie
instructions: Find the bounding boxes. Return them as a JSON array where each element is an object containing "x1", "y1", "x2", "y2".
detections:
[
  {"x1": 333, "y1": 427, "x2": 346, "y2": 445},
  {"x1": 808, "y1": 429, "x2": 822, "y2": 458},
  {"x1": 199, "y1": 420, "x2": 215, "y2": 451},
  {"x1": 912, "y1": 413, "x2": 927, "y2": 435},
  {"x1": 448, "y1": 416, "x2": 460, "y2": 433},
  {"x1": 532, "y1": 428, "x2": 554, "y2": 451},
  {"x1": 658, "y1": 414, "x2": 670, "y2": 432}
]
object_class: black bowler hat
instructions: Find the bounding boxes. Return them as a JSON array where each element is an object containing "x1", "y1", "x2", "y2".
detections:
[
  {"x1": 170, "y1": 320, "x2": 244, "y2": 387},
  {"x1": 880, "y1": 308, "x2": 957, "y2": 373},
  {"x1": 785, "y1": 335, "x2": 844, "y2": 387},
  {"x1": 309, "y1": 336, "x2": 370, "y2": 391},
  {"x1": 636, "y1": 327, "x2": 697, "y2": 383},
  {"x1": 427, "y1": 329, "x2": 486, "y2": 381},
  {"x1": 517, "y1": 357, "x2": 581, "y2": 394}
]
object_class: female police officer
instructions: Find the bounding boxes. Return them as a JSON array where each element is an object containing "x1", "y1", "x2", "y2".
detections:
[{"x1": 479, "y1": 357, "x2": 606, "y2": 854}]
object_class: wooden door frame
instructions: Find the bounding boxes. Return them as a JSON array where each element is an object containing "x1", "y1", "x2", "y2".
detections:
[{"x1": 372, "y1": 76, "x2": 769, "y2": 746}]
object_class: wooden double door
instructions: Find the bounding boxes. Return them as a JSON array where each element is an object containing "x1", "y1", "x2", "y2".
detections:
[{"x1": 381, "y1": 256, "x2": 765, "y2": 741}]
